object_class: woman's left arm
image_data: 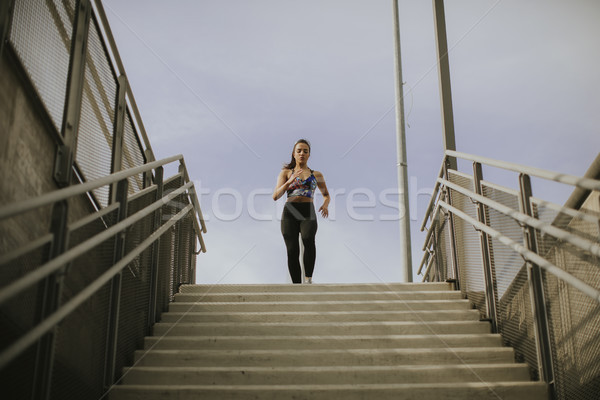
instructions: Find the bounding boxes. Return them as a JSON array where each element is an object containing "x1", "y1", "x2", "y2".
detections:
[{"x1": 314, "y1": 171, "x2": 330, "y2": 218}]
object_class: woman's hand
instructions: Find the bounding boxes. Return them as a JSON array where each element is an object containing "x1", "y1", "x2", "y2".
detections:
[
  {"x1": 319, "y1": 204, "x2": 329, "y2": 218},
  {"x1": 288, "y1": 168, "x2": 303, "y2": 183}
]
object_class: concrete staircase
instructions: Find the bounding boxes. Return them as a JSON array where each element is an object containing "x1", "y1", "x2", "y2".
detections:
[{"x1": 108, "y1": 282, "x2": 548, "y2": 399}]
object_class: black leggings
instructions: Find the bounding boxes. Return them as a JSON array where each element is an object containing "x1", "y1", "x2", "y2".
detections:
[{"x1": 281, "y1": 202, "x2": 318, "y2": 284}]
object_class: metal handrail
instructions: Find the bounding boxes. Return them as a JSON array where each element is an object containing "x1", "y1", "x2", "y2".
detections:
[
  {"x1": 0, "y1": 204, "x2": 193, "y2": 370},
  {"x1": 0, "y1": 154, "x2": 181, "y2": 220},
  {"x1": 446, "y1": 150, "x2": 600, "y2": 191},
  {"x1": 438, "y1": 200, "x2": 600, "y2": 303},
  {"x1": 0, "y1": 181, "x2": 192, "y2": 306},
  {"x1": 420, "y1": 149, "x2": 600, "y2": 234},
  {"x1": 439, "y1": 176, "x2": 600, "y2": 258},
  {"x1": 0, "y1": 154, "x2": 206, "y2": 250}
]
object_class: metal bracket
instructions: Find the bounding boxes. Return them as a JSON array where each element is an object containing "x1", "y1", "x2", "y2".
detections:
[{"x1": 53, "y1": 144, "x2": 73, "y2": 187}]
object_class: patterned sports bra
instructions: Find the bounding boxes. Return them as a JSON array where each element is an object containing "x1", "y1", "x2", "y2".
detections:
[{"x1": 287, "y1": 169, "x2": 317, "y2": 199}]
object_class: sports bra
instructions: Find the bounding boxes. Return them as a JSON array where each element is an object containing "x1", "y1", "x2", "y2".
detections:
[{"x1": 287, "y1": 169, "x2": 317, "y2": 198}]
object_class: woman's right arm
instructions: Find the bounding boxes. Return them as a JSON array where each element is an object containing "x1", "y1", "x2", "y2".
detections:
[{"x1": 273, "y1": 169, "x2": 298, "y2": 201}]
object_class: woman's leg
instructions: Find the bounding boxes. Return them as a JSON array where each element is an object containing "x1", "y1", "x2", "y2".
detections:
[
  {"x1": 300, "y1": 210, "x2": 318, "y2": 279},
  {"x1": 281, "y1": 206, "x2": 302, "y2": 283}
]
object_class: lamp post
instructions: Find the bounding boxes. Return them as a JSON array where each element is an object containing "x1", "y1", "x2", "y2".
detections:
[{"x1": 392, "y1": 0, "x2": 413, "y2": 282}]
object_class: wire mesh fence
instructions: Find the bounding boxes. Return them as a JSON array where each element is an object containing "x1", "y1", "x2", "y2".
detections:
[{"x1": 421, "y1": 156, "x2": 600, "y2": 399}]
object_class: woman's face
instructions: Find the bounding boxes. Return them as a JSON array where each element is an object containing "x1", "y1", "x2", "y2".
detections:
[{"x1": 293, "y1": 142, "x2": 310, "y2": 165}]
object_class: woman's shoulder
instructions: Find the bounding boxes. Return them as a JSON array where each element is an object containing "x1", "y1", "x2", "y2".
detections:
[
  {"x1": 312, "y1": 170, "x2": 323, "y2": 177},
  {"x1": 279, "y1": 168, "x2": 293, "y2": 177}
]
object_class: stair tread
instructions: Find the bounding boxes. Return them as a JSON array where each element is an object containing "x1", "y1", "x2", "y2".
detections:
[
  {"x1": 125, "y1": 363, "x2": 528, "y2": 372},
  {"x1": 154, "y1": 320, "x2": 487, "y2": 327},
  {"x1": 148, "y1": 333, "x2": 501, "y2": 340}
]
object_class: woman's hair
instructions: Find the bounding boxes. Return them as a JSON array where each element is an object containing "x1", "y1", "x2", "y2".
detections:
[{"x1": 283, "y1": 139, "x2": 311, "y2": 170}]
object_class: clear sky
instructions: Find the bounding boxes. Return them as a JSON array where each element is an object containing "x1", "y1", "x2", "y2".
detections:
[{"x1": 102, "y1": 0, "x2": 600, "y2": 284}]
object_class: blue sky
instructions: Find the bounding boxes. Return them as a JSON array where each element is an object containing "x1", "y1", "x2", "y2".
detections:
[{"x1": 103, "y1": 0, "x2": 600, "y2": 284}]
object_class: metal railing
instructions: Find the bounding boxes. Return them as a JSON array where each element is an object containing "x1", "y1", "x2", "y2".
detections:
[
  {"x1": 419, "y1": 150, "x2": 600, "y2": 400},
  {"x1": 0, "y1": 1, "x2": 207, "y2": 399},
  {"x1": 0, "y1": 155, "x2": 206, "y2": 399}
]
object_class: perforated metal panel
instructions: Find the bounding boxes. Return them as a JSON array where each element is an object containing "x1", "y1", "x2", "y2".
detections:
[
  {"x1": 448, "y1": 171, "x2": 486, "y2": 313},
  {"x1": 75, "y1": 14, "x2": 117, "y2": 207},
  {"x1": 122, "y1": 109, "x2": 146, "y2": 194},
  {"x1": 9, "y1": 0, "x2": 75, "y2": 131}
]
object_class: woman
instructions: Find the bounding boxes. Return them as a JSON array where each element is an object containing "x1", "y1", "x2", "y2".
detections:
[{"x1": 272, "y1": 139, "x2": 330, "y2": 284}]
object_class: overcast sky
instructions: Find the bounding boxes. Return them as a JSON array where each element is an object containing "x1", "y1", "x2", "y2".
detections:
[{"x1": 102, "y1": 0, "x2": 600, "y2": 284}]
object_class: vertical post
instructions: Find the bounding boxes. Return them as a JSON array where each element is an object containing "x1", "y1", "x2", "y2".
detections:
[
  {"x1": 473, "y1": 162, "x2": 498, "y2": 332},
  {"x1": 53, "y1": 0, "x2": 92, "y2": 187},
  {"x1": 148, "y1": 166, "x2": 164, "y2": 329},
  {"x1": 392, "y1": 0, "x2": 413, "y2": 282},
  {"x1": 432, "y1": 0, "x2": 457, "y2": 170},
  {"x1": 443, "y1": 162, "x2": 460, "y2": 290},
  {"x1": 0, "y1": 0, "x2": 15, "y2": 59},
  {"x1": 103, "y1": 178, "x2": 128, "y2": 388},
  {"x1": 519, "y1": 174, "x2": 555, "y2": 391},
  {"x1": 109, "y1": 75, "x2": 128, "y2": 204},
  {"x1": 32, "y1": 200, "x2": 68, "y2": 400}
]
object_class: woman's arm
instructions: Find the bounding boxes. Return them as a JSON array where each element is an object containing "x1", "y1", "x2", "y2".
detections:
[
  {"x1": 314, "y1": 171, "x2": 330, "y2": 218},
  {"x1": 273, "y1": 169, "x2": 301, "y2": 201}
]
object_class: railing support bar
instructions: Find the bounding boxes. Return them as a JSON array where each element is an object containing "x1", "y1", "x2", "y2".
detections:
[
  {"x1": 103, "y1": 178, "x2": 128, "y2": 389},
  {"x1": 473, "y1": 162, "x2": 498, "y2": 333},
  {"x1": 53, "y1": 0, "x2": 91, "y2": 187},
  {"x1": 519, "y1": 174, "x2": 555, "y2": 392},
  {"x1": 148, "y1": 166, "x2": 164, "y2": 329},
  {"x1": 32, "y1": 200, "x2": 68, "y2": 400}
]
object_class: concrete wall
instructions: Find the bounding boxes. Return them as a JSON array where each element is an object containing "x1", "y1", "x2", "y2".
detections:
[{"x1": 0, "y1": 48, "x2": 62, "y2": 253}]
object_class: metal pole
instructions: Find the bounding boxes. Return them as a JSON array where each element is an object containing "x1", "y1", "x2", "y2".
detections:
[
  {"x1": 392, "y1": 0, "x2": 413, "y2": 282},
  {"x1": 433, "y1": 0, "x2": 457, "y2": 170}
]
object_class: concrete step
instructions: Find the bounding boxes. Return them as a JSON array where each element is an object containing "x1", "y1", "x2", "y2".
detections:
[
  {"x1": 159, "y1": 309, "x2": 481, "y2": 323},
  {"x1": 108, "y1": 381, "x2": 548, "y2": 400},
  {"x1": 132, "y1": 347, "x2": 515, "y2": 367},
  {"x1": 121, "y1": 364, "x2": 531, "y2": 385},
  {"x1": 152, "y1": 320, "x2": 490, "y2": 337},
  {"x1": 168, "y1": 299, "x2": 473, "y2": 313},
  {"x1": 144, "y1": 333, "x2": 504, "y2": 350},
  {"x1": 173, "y1": 290, "x2": 463, "y2": 303},
  {"x1": 179, "y1": 282, "x2": 452, "y2": 293}
]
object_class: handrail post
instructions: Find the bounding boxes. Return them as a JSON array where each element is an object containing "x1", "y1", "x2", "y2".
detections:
[
  {"x1": 148, "y1": 166, "x2": 164, "y2": 328},
  {"x1": 103, "y1": 178, "x2": 128, "y2": 388},
  {"x1": 433, "y1": 0, "x2": 457, "y2": 170},
  {"x1": 473, "y1": 162, "x2": 498, "y2": 332},
  {"x1": 109, "y1": 75, "x2": 128, "y2": 204},
  {"x1": 32, "y1": 200, "x2": 69, "y2": 400},
  {"x1": 519, "y1": 173, "x2": 555, "y2": 392},
  {"x1": 443, "y1": 161, "x2": 461, "y2": 290},
  {"x1": 53, "y1": 0, "x2": 91, "y2": 187}
]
